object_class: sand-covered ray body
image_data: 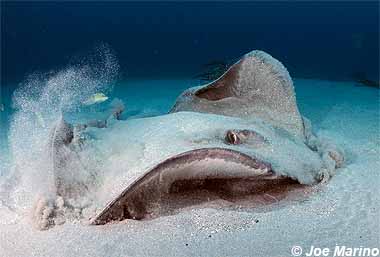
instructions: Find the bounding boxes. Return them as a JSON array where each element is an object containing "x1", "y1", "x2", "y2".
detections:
[{"x1": 45, "y1": 50, "x2": 343, "y2": 227}]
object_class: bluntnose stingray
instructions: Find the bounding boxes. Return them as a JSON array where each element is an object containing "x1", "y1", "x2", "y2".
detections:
[{"x1": 47, "y1": 50, "x2": 344, "y2": 227}]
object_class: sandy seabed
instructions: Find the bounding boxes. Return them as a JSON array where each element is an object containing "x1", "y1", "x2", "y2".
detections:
[{"x1": 0, "y1": 78, "x2": 379, "y2": 257}]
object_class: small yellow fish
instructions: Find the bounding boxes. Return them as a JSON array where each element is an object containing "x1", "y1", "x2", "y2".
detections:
[{"x1": 82, "y1": 93, "x2": 109, "y2": 106}]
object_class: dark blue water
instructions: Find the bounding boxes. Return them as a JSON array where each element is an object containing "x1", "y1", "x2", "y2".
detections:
[
  {"x1": 0, "y1": 3, "x2": 380, "y2": 252},
  {"x1": 2, "y1": 1, "x2": 379, "y2": 84}
]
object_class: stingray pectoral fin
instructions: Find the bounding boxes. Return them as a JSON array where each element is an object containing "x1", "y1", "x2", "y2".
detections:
[
  {"x1": 171, "y1": 50, "x2": 305, "y2": 138},
  {"x1": 91, "y1": 148, "x2": 274, "y2": 225},
  {"x1": 49, "y1": 116, "x2": 74, "y2": 148},
  {"x1": 48, "y1": 117, "x2": 75, "y2": 197},
  {"x1": 194, "y1": 60, "x2": 241, "y2": 101}
]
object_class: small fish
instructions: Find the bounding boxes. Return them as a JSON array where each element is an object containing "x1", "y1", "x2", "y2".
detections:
[
  {"x1": 352, "y1": 72, "x2": 380, "y2": 89},
  {"x1": 0, "y1": 104, "x2": 3, "y2": 112},
  {"x1": 203, "y1": 60, "x2": 228, "y2": 67},
  {"x1": 82, "y1": 93, "x2": 109, "y2": 106},
  {"x1": 355, "y1": 79, "x2": 380, "y2": 89},
  {"x1": 194, "y1": 59, "x2": 234, "y2": 83}
]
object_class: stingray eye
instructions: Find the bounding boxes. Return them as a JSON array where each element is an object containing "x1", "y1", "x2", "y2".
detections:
[{"x1": 225, "y1": 130, "x2": 241, "y2": 145}]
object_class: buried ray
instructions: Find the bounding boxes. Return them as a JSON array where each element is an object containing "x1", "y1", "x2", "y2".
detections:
[{"x1": 44, "y1": 50, "x2": 344, "y2": 228}]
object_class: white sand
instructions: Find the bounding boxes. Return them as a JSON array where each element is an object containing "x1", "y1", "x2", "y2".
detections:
[{"x1": 0, "y1": 78, "x2": 379, "y2": 257}]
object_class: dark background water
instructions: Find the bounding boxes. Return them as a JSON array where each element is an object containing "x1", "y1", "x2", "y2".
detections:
[{"x1": 1, "y1": 1, "x2": 379, "y2": 85}]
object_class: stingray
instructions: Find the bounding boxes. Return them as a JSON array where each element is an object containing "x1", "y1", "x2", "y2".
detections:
[{"x1": 46, "y1": 50, "x2": 344, "y2": 227}]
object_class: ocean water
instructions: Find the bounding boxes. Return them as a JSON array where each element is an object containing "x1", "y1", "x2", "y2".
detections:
[{"x1": 0, "y1": 2, "x2": 379, "y2": 257}]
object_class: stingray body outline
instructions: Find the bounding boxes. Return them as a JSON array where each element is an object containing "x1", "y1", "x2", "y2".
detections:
[{"x1": 47, "y1": 50, "x2": 344, "y2": 227}]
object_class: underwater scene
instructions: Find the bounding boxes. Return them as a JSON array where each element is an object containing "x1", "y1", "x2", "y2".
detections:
[{"x1": 0, "y1": 1, "x2": 379, "y2": 257}]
